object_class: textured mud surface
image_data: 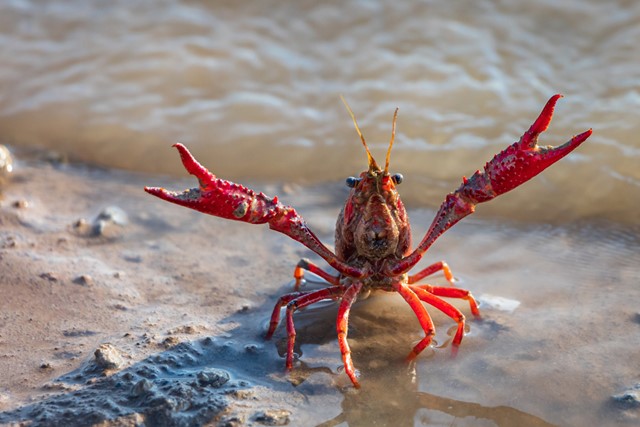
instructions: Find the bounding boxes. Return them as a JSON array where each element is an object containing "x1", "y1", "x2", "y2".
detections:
[
  {"x1": 0, "y1": 150, "x2": 638, "y2": 426},
  {"x1": 0, "y1": 335, "x2": 301, "y2": 426}
]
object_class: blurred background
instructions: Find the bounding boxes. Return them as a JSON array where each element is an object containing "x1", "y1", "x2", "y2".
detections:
[{"x1": 0, "y1": 0, "x2": 638, "y2": 225}]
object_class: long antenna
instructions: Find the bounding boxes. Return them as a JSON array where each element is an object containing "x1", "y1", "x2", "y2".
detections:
[
  {"x1": 340, "y1": 95, "x2": 379, "y2": 171},
  {"x1": 385, "y1": 108, "x2": 399, "y2": 174}
]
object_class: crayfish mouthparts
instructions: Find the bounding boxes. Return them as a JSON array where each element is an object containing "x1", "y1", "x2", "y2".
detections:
[{"x1": 145, "y1": 95, "x2": 592, "y2": 388}]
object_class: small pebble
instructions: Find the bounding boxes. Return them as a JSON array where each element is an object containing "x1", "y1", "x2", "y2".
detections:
[
  {"x1": 162, "y1": 336, "x2": 180, "y2": 348},
  {"x1": 72, "y1": 218, "x2": 93, "y2": 235},
  {"x1": 0, "y1": 144, "x2": 13, "y2": 187},
  {"x1": 95, "y1": 206, "x2": 128, "y2": 226},
  {"x1": 39, "y1": 272, "x2": 58, "y2": 282},
  {"x1": 612, "y1": 384, "x2": 640, "y2": 408},
  {"x1": 74, "y1": 219, "x2": 88, "y2": 227},
  {"x1": 130, "y1": 379, "x2": 153, "y2": 397},
  {"x1": 12, "y1": 199, "x2": 28, "y2": 209},
  {"x1": 254, "y1": 409, "x2": 291, "y2": 426},
  {"x1": 197, "y1": 368, "x2": 230, "y2": 388},
  {"x1": 73, "y1": 275, "x2": 93, "y2": 286},
  {"x1": 244, "y1": 343, "x2": 261, "y2": 354},
  {"x1": 72, "y1": 207, "x2": 129, "y2": 237},
  {"x1": 43, "y1": 150, "x2": 67, "y2": 164},
  {"x1": 228, "y1": 389, "x2": 254, "y2": 400},
  {"x1": 94, "y1": 343, "x2": 124, "y2": 370},
  {"x1": 92, "y1": 206, "x2": 128, "y2": 236},
  {"x1": 167, "y1": 324, "x2": 205, "y2": 335},
  {"x1": 1, "y1": 236, "x2": 17, "y2": 248},
  {"x1": 123, "y1": 254, "x2": 143, "y2": 263}
]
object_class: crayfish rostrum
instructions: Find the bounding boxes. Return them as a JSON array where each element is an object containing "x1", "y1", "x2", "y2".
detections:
[{"x1": 145, "y1": 95, "x2": 591, "y2": 388}]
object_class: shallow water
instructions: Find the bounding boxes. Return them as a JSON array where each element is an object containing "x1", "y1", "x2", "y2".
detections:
[
  {"x1": 1, "y1": 0, "x2": 639, "y2": 224},
  {"x1": 0, "y1": 1, "x2": 639, "y2": 426}
]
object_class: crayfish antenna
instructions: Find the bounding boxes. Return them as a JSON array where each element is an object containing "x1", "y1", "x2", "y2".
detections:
[
  {"x1": 340, "y1": 95, "x2": 379, "y2": 172},
  {"x1": 384, "y1": 108, "x2": 399, "y2": 175}
]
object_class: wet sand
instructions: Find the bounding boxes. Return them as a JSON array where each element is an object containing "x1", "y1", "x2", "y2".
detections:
[{"x1": 0, "y1": 149, "x2": 638, "y2": 426}]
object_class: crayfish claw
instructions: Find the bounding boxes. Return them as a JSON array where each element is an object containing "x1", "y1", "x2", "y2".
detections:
[
  {"x1": 389, "y1": 95, "x2": 592, "y2": 276},
  {"x1": 144, "y1": 143, "x2": 217, "y2": 207},
  {"x1": 518, "y1": 94, "x2": 592, "y2": 162},
  {"x1": 146, "y1": 144, "x2": 365, "y2": 280},
  {"x1": 144, "y1": 144, "x2": 279, "y2": 223},
  {"x1": 482, "y1": 95, "x2": 592, "y2": 197}
]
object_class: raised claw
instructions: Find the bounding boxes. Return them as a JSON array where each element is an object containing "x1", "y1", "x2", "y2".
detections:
[
  {"x1": 459, "y1": 94, "x2": 592, "y2": 202},
  {"x1": 145, "y1": 143, "x2": 282, "y2": 223},
  {"x1": 145, "y1": 144, "x2": 365, "y2": 278},
  {"x1": 388, "y1": 94, "x2": 592, "y2": 276}
]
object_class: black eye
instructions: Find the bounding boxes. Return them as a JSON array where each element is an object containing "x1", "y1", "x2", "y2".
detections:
[
  {"x1": 392, "y1": 173, "x2": 404, "y2": 184},
  {"x1": 346, "y1": 177, "x2": 360, "y2": 188}
]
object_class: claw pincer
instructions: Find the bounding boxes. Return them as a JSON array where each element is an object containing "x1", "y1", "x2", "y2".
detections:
[
  {"x1": 145, "y1": 143, "x2": 282, "y2": 223},
  {"x1": 461, "y1": 95, "x2": 592, "y2": 202}
]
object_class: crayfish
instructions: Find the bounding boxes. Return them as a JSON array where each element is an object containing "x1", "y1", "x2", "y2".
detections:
[{"x1": 145, "y1": 95, "x2": 591, "y2": 388}]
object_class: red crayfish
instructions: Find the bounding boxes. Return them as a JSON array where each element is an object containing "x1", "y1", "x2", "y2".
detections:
[{"x1": 145, "y1": 95, "x2": 591, "y2": 388}]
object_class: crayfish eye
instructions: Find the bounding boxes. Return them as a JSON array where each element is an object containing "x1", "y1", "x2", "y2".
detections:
[
  {"x1": 345, "y1": 177, "x2": 361, "y2": 188},
  {"x1": 391, "y1": 173, "x2": 404, "y2": 185}
]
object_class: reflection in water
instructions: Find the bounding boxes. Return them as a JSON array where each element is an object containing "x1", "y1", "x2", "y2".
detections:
[
  {"x1": 285, "y1": 293, "x2": 555, "y2": 427},
  {"x1": 316, "y1": 365, "x2": 556, "y2": 427}
]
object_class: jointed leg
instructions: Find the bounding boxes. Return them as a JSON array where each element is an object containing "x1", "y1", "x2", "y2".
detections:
[
  {"x1": 413, "y1": 283, "x2": 480, "y2": 317},
  {"x1": 408, "y1": 261, "x2": 454, "y2": 285},
  {"x1": 265, "y1": 291, "x2": 306, "y2": 339},
  {"x1": 336, "y1": 282, "x2": 363, "y2": 388},
  {"x1": 393, "y1": 282, "x2": 436, "y2": 361},
  {"x1": 293, "y1": 258, "x2": 340, "y2": 290},
  {"x1": 282, "y1": 286, "x2": 345, "y2": 369},
  {"x1": 410, "y1": 286, "x2": 467, "y2": 346}
]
